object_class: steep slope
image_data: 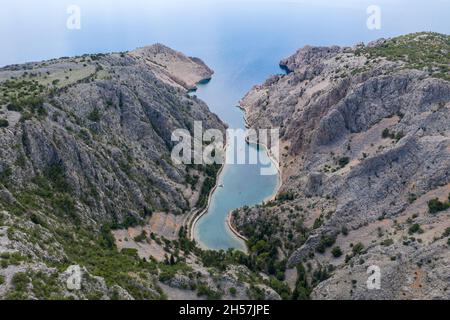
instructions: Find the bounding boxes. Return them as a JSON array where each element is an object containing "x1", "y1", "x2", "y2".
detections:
[
  {"x1": 234, "y1": 32, "x2": 450, "y2": 299},
  {"x1": 0, "y1": 45, "x2": 287, "y2": 300},
  {"x1": 0, "y1": 44, "x2": 223, "y2": 224}
]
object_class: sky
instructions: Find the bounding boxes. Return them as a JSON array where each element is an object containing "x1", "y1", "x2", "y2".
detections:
[{"x1": 0, "y1": 0, "x2": 449, "y2": 66}]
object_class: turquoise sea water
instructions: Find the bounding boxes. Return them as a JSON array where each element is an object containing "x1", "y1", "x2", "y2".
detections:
[{"x1": 1, "y1": 0, "x2": 449, "y2": 250}]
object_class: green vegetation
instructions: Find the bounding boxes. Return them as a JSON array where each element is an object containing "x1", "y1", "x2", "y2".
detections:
[
  {"x1": 382, "y1": 128, "x2": 405, "y2": 141},
  {"x1": 87, "y1": 108, "x2": 102, "y2": 122},
  {"x1": 99, "y1": 224, "x2": 116, "y2": 249},
  {"x1": 6, "y1": 272, "x2": 30, "y2": 299},
  {"x1": 428, "y1": 196, "x2": 450, "y2": 214},
  {"x1": 337, "y1": 157, "x2": 350, "y2": 168},
  {"x1": 292, "y1": 264, "x2": 312, "y2": 300},
  {"x1": 197, "y1": 247, "x2": 290, "y2": 298},
  {"x1": 331, "y1": 246, "x2": 343, "y2": 258},
  {"x1": 443, "y1": 227, "x2": 450, "y2": 238},
  {"x1": 382, "y1": 128, "x2": 392, "y2": 139},
  {"x1": 0, "y1": 119, "x2": 9, "y2": 128},
  {"x1": 185, "y1": 174, "x2": 199, "y2": 189},
  {"x1": 133, "y1": 230, "x2": 148, "y2": 243},
  {"x1": 357, "y1": 32, "x2": 450, "y2": 81},
  {"x1": 276, "y1": 192, "x2": 295, "y2": 202},
  {"x1": 408, "y1": 193, "x2": 418, "y2": 204},
  {"x1": 60, "y1": 228, "x2": 161, "y2": 300},
  {"x1": 408, "y1": 223, "x2": 424, "y2": 235},
  {"x1": 197, "y1": 284, "x2": 222, "y2": 300},
  {"x1": 195, "y1": 164, "x2": 221, "y2": 208},
  {"x1": 30, "y1": 271, "x2": 65, "y2": 300},
  {"x1": 0, "y1": 166, "x2": 12, "y2": 186},
  {"x1": 316, "y1": 235, "x2": 336, "y2": 254},
  {"x1": 0, "y1": 79, "x2": 46, "y2": 108},
  {"x1": 0, "y1": 252, "x2": 28, "y2": 269},
  {"x1": 352, "y1": 242, "x2": 365, "y2": 255}
]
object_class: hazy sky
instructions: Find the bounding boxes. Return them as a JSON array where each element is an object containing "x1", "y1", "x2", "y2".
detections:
[{"x1": 0, "y1": 0, "x2": 449, "y2": 66}]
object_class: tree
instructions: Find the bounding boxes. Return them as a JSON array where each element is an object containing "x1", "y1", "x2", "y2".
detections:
[
  {"x1": 352, "y1": 242, "x2": 365, "y2": 255},
  {"x1": 100, "y1": 225, "x2": 116, "y2": 249},
  {"x1": 331, "y1": 246, "x2": 343, "y2": 258},
  {"x1": 0, "y1": 119, "x2": 9, "y2": 128},
  {"x1": 428, "y1": 198, "x2": 450, "y2": 214},
  {"x1": 338, "y1": 157, "x2": 350, "y2": 168},
  {"x1": 408, "y1": 224, "x2": 423, "y2": 235},
  {"x1": 292, "y1": 264, "x2": 311, "y2": 300}
]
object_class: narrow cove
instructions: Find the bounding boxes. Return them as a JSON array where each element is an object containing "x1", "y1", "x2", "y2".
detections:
[{"x1": 192, "y1": 83, "x2": 281, "y2": 252}]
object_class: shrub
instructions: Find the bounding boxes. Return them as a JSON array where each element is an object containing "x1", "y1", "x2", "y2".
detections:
[
  {"x1": 341, "y1": 226, "x2": 349, "y2": 236},
  {"x1": 134, "y1": 231, "x2": 147, "y2": 243},
  {"x1": 0, "y1": 166, "x2": 12, "y2": 185},
  {"x1": 7, "y1": 103, "x2": 23, "y2": 112},
  {"x1": 382, "y1": 128, "x2": 392, "y2": 139},
  {"x1": 229, "y1": 287, "x2": 237, "y2": 296},
  {"x1": 428, "y1": 198, "x2": 450, "y2": 214},
  {"x1": 408, "y1": 193, "x2": 417, "y2": 204},
  {"x1": 12, "y1": 272, "x2": 29, "y2": 292},
  {"x1": 52, "y1": 193, "x2": 78, "y2": 223},
  {"x1": 197, "y1": 284, "x2": 222, "y2": 300},
  {"x1": 313, "y1": 217, "x2": 323, "y2": 229},
  {"x1": 99, "y1": 225, "x2": 116, "y2": 249},
  {"x1": 44, "y1": 162, "x2": 70, "y2": 192},
  {"x1": 395, "y1": 131, "x2": 405, "y2": 141},
  {"x1": 331, "y1": 246, "x2": 343, "y2": 258},
  {"x1": 408, "y1": 224, "x2": 424, "y2": 235},
  {"x1": 122, "y1": 214, "x2": 140, "y2": 229},
  {"x1": 292, "y1": 265, "x2": 312, "y2": 300},
  {"x1": 338, "y1": 157, "x2": 350, "y2": 168},
  {"x1": 87, "y1": 108, "x2": 102, "y2": 122},
  {"x1": 443, "y1": 227, "x2": 450, "y2": 238},
  {"x1": 277, "y1": 192, "x2": 295, "y2": 202},
  {"x1": 0, "y1": 119, "x2": 9, "y2": 128},
  {"x1": 316, "y1": 235, "x2": 336, "y2": 254},
  {"x1": 352, "y1": 243, "x2": 365, "y2": 255}
]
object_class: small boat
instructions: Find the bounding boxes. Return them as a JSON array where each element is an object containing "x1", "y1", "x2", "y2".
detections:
[{"x1": 219, "y1": 184, "x2": 224, "y2": 188}]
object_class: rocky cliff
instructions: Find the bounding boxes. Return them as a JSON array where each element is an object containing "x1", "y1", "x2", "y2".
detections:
[{"x1": 235, "y1": 32, "x2": 450, "y2": 300}]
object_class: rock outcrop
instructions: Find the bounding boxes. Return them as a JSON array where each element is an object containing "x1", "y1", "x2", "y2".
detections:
[
  {"x1": 235, "y1": 32, "x2": 450, "y2": 300},
  {"x1": 0, "y1": 44, "x2": 229, "y2": 299}
]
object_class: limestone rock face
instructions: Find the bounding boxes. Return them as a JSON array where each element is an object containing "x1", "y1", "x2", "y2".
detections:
[
  {"x1": 130, "y1": 44, "x2": 214, "y2": 90},
  {"x1": 0, "y1": 45, "x2": 229, "y2": 300},
  {"x1": 237, "y1": 33, "x2": 450, "y2": 300},
  {"x1": 0, "y1": 44, "x2": 224, "y2": 225}
]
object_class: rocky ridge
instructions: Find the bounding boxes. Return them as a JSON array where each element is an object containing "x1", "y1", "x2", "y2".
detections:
[
  {"x1": 235, "y1": 32, "x2": 450, "y2": 300},
  {"x1": 0, "y1": 45, "x2": 281, "y2": 300}
]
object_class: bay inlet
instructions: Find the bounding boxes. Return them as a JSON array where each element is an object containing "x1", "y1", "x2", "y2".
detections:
[{"x1": 192, "y1": 98, "x2": 281, "y2": 252}]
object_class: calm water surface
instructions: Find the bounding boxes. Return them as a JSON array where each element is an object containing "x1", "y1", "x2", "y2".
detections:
[{"x1": 1, "y1": 0, "x2": 448, "y2": 250}]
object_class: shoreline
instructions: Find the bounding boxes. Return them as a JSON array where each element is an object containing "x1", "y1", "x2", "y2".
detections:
[
  {"x1": 185, "y1": 77, "x2": 227, "y2": 244},
  {"x1": 224, "y1": 104, "x2": 283, "y2": 246},
  {"x1": 186, "y1": 81, "x2": 283, "y2": 253},
  {"x1": 187, "y1": 152, "x2": 227, "y2": 242}
]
